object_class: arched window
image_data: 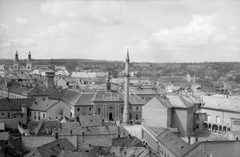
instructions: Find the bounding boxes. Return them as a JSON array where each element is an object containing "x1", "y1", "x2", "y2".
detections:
[{"x1": 98, "y1": 108, "x2": 101, "y2": 115}]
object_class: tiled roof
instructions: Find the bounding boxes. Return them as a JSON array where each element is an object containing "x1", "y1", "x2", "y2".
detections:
[
  {"x1": 0, "y1": 64, "x2": 5, "y2": 70},
  {"x1": 0, "y1": 98, "x2": 35, "y2": 111},
  {"x1": 61, "y1": 90, "x2": 82, "y2": 105},
  {"x1": 26, "y1": 86, "x2": 49, "y2": 96},
  {"x1": 201, "y1": 96, "x2": 240, "y2": 112},
  {"x1": 58, "y1": 150, "x2": 86, "y2": 157},
  {"x1": 166, "y1": 94, "x2": 193, "y2": 108},
  {"x1": 156, "y1": 96, "x2": 172, "y2": 108},
  {"x1": 92, "y1": 89, "x2": 124, "y2": 101},
  {"x1": 76, "y1": 93, "x2": 94, "y2": 106},
  {"x1": 63, "y1": 77, "x2": 77, "y2": 83},
  {"x1": 32, "y1": 120, "x2": 60, "y2": 136},
  {"x1": 58, "y1": 123, "x2": 125, "y2": 136},
  {"x1": 25, "y1": 138, "x2": 76, "y2": 157},
  {"x1": 129, "y1": 87, "x2": 167, "y2": 95},
  {"x1": 156, "y1": 129, "x2": 192, "y2": 157},
  {"x1": 112, "y1": 136, "x2": 144, "y2": 147},
  {"x1": 47, "y1": 88, "x2": 68, "y2": 100},
  {"x1": 79, "y1": 115, "x2": 102, "y2": 127},
  {"x1": 30, "y1": 97, "x2": 58, "y2": 112},
  {"x1": 129, "y1": 94, "x2": 146, "y2": 105},
  {"x1": 61, "y1": 90, "x2": 94, "y2": 106},
  {"x1": 108, "y1": 146, "x2": 148, "y2": 157}
]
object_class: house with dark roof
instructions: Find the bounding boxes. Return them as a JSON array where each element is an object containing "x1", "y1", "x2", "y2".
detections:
[
  {"x1": 24, "y1": 138, "x2": 76, "y2": 157},
  {"x1": 0, "y1": 98, "x2": 35, "y2": 128},
  {"x1": 129, "y1": 86, "x2": 167, "y2": 102},
  {"x1": 57, "y1": 77, "x2": 77, "y2": 89},
  {"x1": 29, "y1": 97, "x2": 71, "y2": 121},
  {"x1": 61, "y1": 90, "x2": 95, "y2": 117},
  {"x1": 141, "y1": 125, "x2": 207, "y2": 157}
]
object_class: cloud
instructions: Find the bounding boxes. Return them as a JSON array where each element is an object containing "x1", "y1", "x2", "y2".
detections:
[
  {"x1": 139, "y1": 13, "x2": 238, "y2": 62},
  {"x1": 1, "y1": 38, "x2": 38, "y2": 48},
  {"x1": 40, "y1": 0, "x2": 125, "y2": 25},
  {"x1": 38, "y1": 21, "x2": 79, "y2": 37},
  {"x1": 0, "y1": 23, "x2": 10, "y2": 41},
  {"x1": 15, "y1": 18, "x2": 28, "y2": 25}
]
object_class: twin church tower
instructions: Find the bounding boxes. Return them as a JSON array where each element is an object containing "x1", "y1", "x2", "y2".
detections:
[{"x1": 13, "y1": 51, "x2": 32, "y2": 71}]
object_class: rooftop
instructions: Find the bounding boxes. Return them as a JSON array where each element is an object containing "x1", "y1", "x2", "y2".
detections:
[
  {"x1": 0, "y1": 98, "x2": 35, "y2": 111},
  {"x1": 201, "y1": 96, "x2": 240, "y2": 112}
]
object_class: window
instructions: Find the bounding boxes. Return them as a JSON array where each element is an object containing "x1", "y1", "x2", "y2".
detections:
[
  {"x1": 120, "y1": 107, "x2": 123, "y2": 114},
  {"x1": 129, "y1": 113, "x2": 132, "y2": 120},
  {"x1": 130, "y1": 106, "x2": 132, "y2": 110},
  {"x1": 136, "y1": 107, "x2": 139, "y2": 110},
  {"x1": 38, "y1": 112, "x2": 40, "y2": 120},
  {"x1": 2, "y1": 113, "x2": 4, "y2": 116},
  {"x1": 34, "y1": 112, "x2": 36, "y2": 119},
  {"x1": 77, "y1": 108, "x2": 80, "y2": 111},
  {"x1": 136, "y1": 114, "x2": 138, "y2": 120},
  {"x1": 43, "y1": 114, "x2": 45, "y2": 118},
  {"x1": 196, "y1": 115, "x2": 200, "y2": 120},
  {"x1": 98, "y1": 108, "x2": 101, "y2": 115},
  {"x1": 196, "y1": 124, "x2": 199, "y2": 129},
  {"x1": 89, "y1": 108, "x2": 91, "y2": 111},
  {"x1": 233, "y1": 121, "x2": 240, "y2": 126}
]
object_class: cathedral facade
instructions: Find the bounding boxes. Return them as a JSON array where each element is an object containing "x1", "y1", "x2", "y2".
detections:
[{"x1": 13, "y1": 51, "x2": 33, "y2": 74}]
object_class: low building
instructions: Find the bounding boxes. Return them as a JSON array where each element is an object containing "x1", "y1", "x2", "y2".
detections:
[
  {"x1": 29, "y1": 97, "x2": 71, "y2": 121},
  {"x1": 201, "y1": 96, "x2": 240, "y2": 133}
]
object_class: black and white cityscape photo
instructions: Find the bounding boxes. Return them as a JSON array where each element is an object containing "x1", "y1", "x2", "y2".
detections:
[{"x1": 0, "y1": 0, "x2": 240, "y2": 156}]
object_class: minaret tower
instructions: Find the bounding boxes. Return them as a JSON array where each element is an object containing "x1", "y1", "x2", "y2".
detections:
[
  {"x1": 123, "y1": 49, "x2": 130, "y2": 124},
  {"x1": 26, "y1": 51, "x2": 32, "y2": 70},
  {"x1": 13, "y1": 51, "x2": 19, "y2": 70}
]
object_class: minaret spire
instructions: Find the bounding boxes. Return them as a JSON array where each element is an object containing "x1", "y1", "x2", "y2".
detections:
[
  {"x1": 15, "y1": 51, "x2": 19, "y2": 61},
  {"x1": 28, "y1": 51, "x2": 31, "y2": 60},
  {"x1": 123, "y1": 49, "x2": 130, "y2": 124}
]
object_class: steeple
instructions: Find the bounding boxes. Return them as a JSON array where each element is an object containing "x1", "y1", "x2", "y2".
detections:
[
  {"x1": 123, "y1": 49, "x2": 130, "y2": 124},
  {"x1": 105, "y1": 73, "x2": 111, "y2": 92},
  {"x1": 28, "y1": 51, "x2": 31, "y2": 61},
  {"x1": 15, "y1": 51, "x2": 19, "y2": 61}
]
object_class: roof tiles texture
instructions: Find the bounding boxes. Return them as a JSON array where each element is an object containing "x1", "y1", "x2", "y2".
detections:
[
  {"x1": 92, "y1": 89, "x2": 124, "y2": 101},
  {"x1": 201, "y1": 96, "x2": 240, "y2": 112},
  {"x1": 0, "y1": 98, "x2": 35, "y2": 111},
  {"x1": 156, "y1": 129, "x2": 192, "y2": 157}
]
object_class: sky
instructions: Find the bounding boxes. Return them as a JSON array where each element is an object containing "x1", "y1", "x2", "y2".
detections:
[{"x1": 0, "y1": 0, "x2": 240, "y2": 63}]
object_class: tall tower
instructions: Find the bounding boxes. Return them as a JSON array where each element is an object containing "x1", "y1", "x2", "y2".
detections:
[
  {"x1": 13, "y1": 51, "x2": 19, "y2": 70},
  {"x1": 26, "y1": 51, "x2": 32, "y2": 71},
  {"x1": 45, "y1": 71, "x2": 55, "y2": 89},
  {"x1": 123, "y1": 49, "x2": 130, "y2": 124}
]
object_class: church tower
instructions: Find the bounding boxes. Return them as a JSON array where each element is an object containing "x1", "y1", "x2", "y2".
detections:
[
  {"x1": 105, "y1": 74, "x2": 111, "y2": 92},
  {"x1": 123, "y1": 49, "x2": 130, "y2": 124},
  {"x1": 26, "y1": 51, "x2": 32, "y2": 71},
  {"x1": 13, "y1": 51, "x2": 19, "y2": 70}
]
